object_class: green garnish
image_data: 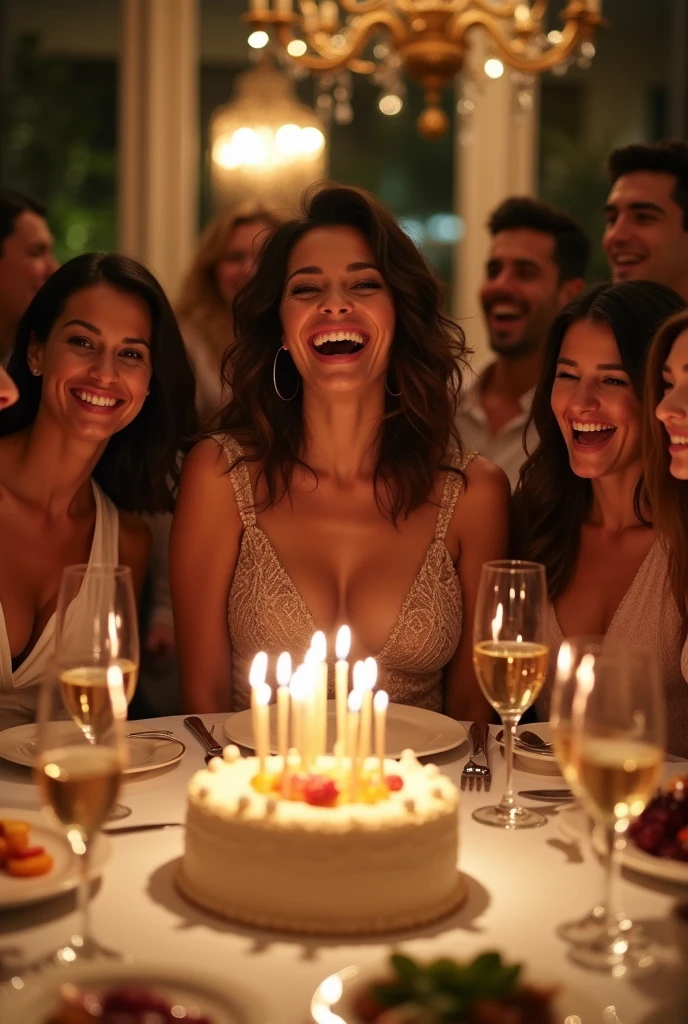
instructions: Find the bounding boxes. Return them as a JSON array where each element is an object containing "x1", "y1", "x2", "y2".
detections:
[{"x1": 371, "y1": 952, "x2": 523, "y2": 1022}]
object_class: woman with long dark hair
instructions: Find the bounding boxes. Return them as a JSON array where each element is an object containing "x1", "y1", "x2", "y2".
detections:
[
  {"x1": 171, "y1": 184, "x2": 510, "y2": 717},
  {"x1": 513, "y1": 281, "x2": 688, "y2": 754},
  {"x1": 0, "y1": 252, "x2": 196, "y2": 728},
  {"x1": 644, "y1": 310, "x2": 688, "y2": 659}
]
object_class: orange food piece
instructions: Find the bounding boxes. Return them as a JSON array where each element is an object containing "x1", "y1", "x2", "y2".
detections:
[{"x1": 6, "y1": 849, "x2": 54, "y2": 877}]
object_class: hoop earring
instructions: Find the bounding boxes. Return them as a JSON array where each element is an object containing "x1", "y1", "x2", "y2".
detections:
[
  {"x1": 385, "y1": 369, "x2": 401, "y2": 397},
  {"x1": 273, "y1": 346, "x2": 300, "y2": 402}
]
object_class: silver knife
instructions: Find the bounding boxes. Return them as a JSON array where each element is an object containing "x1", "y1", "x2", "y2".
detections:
[
  {"x1": 104, "y1": 822, "x2": 183, "y2": 835},
  {"x1": 184, "y1": 716, "x2": 223, "y2": 759}
]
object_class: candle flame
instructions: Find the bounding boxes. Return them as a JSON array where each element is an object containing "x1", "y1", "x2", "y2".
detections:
[
  {"x1": 556, "y1": 641, "x2": 573, "y2": 679},
  {"x1": 106, "y1": 663, "x2": 127, "y2": 719},
  {"x1": 374, "y1": 690, "x2": 389, "y2": 712},
  {"x1": 364, "y1": 656, "x2": 377, "y2": 690},
  {"x1": 335, "y1": 624, "x2": 351, "y2": 660},
  {"x1": 311, "y1": 630, "x2": 327, "y2": 661},
  {"x1": 289, "y1": 668, "x2": 308, "y2": 702},
  {"x1": 276, "y1": 651, "x2": 292, "y2": 687},
  {"x1": 491, "y1": 602, "x2": 503, "y2": 642},
  {"x1": 352, "y1": 660, "x2": 366, "y2": 691},
  {"x1": 348, "y1": 689, "x2": 363, "y2": 713},
  {"x1": 256, "y1": 681, "x2": 272, "y2": 707},
  {"x1": 249, "y1": 651, "x2": 268, "y2": 688},
  {"x1": 107, "y1": 610, "x2": 119, "y2": 660}
]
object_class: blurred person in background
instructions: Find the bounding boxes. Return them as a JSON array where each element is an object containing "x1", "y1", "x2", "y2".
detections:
[
  {"x1": 456, "y1": 197, "x2": 589, "y2": 490},
  {"x1": 142, "y1": 202, "x2": 284, "y2": 670},
  {"x1": 0, "y1": 190, "x2": 58, "y2": 362},
  {"x1": 603, "y1": 141, "x2": 688, "y2": 299}
]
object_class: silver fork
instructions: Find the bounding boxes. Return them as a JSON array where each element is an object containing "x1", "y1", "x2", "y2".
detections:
[{"x1": 461, "y1": 723, "x2": 491, "y2": 791}]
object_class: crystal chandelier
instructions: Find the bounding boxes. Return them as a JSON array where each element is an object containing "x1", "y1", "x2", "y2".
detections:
[
  {"x1": 244, "y1": 1, "x2": 605, "y2": 139},
  {"x1": 210, "y1": 58, "x2": 327, "y2": 208}
]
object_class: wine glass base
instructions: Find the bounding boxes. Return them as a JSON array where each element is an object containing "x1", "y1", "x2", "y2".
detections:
[
  {"x1": 472, "y1": 804, "x2": 546, "y2": 830},
  {"x1": 17, "y1": 935, "x2": 127, "y2": 979},
  {"x1": 569, "y1": 940, "x2": 657, "y2": 976},
  {"x1": 558, "y1": 904, "x2": 606, "y2": 944}
]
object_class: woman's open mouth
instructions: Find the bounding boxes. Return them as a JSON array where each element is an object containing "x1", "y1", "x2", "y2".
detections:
[
  {"x1": 70, "y1": 388, "x2": 125, "y2": 413},
  {"x1": 310, "y1": 330, "x2": 369, "y2": 358},
  {"x1": 571, "y1": 420, "x2": 617, "y2": 451}
]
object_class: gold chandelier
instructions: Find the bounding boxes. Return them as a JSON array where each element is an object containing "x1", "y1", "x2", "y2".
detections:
[{"x1": 244, "y1": 1, "x2": 605, "y2": 139}]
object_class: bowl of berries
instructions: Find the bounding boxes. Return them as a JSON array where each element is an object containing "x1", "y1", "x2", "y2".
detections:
[{"x1": 627, "y1": 774, "x2": 688, "y2": 884}]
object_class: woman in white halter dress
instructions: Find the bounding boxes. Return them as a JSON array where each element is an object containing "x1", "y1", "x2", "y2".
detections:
[{"x1": 0, "y1": 253, "x2": 196, "y2": 731}]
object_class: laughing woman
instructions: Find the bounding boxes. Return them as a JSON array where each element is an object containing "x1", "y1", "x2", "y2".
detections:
[
  {"x1": 0, "y1": 253, "x2": 196, "y2": 729},
  {"x1": 644, "y1": 309, "x2": 688, "y2": 684},
  {"x1": 513, "y1": 281, "x2": 688, "y2": 755},
  {"x1": 171, "y1": 184, "x2": 510, "y2": 718}
]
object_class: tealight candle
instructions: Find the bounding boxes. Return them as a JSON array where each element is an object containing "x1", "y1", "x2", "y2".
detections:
[
  {"x1": 335, "y1": 625, "x2": 351, "y2": 769},
  {"x1": 358, "y1": 657, "x2": 377, "y2": 765},
  {"x1": 347, "y1": 689, "x2": 363, "y2": 802},
  {"x1": 254, "y1": 681, "x2": 272, "y2": 776},
  {"x1": 374, "y1": 689, "x2": 389, "y2": 780},
  {"x1": 276, "y1": 652, "x2": 291, "y2": 771}
]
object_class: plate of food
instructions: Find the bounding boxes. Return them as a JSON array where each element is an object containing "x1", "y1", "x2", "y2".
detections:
[
  {"x1": 0, "y1": 807, "x2": 110, "y2": 910},
  {"x1": 310, "y1": 951, "x2": 611, "y2": 1023},
  {"x1": 224, "y1": 701, "x2": 468, "y2": 759},
  {"x1": 494, "y1": 722, "x2": 561, "y2": 776},
  {"x1": 4, "y1": 960, "x2": 268, "y2": 1024},
  {"x1": 558, "y1": 776, "x2": 688, "y2": 887},
  {"x1": 0, "y1": 722, "x2": 185, "y2": 775}
]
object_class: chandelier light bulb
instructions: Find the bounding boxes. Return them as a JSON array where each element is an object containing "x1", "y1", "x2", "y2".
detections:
[
  {"x1": 484, "y1": 58, "x2": 505, "y2": 80},
  {"x1": 378, "y1": 94, "x2": 403, "y2": 116},
  {"x1": 247, "y1": 30, "x2": 269, "y2": 49},
  {"x1": 287, "y1": 39, "x2": 308, "y2": 57}
]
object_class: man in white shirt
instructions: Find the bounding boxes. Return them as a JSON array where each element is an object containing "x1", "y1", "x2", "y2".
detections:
[
  {"x1": 456, "y1": 197, "x2": 589, "y2": 490},
  {"x1": 603, "y1": 141, "x2": 688, "y2": 299}
]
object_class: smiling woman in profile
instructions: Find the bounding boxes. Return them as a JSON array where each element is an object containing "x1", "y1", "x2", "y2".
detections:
[
  {"x1": 171, "y1": 184, "x2": 510, "y2": 719},
  {"x1": 0, "y1": 253, "x2": 196, "y2": 729}
]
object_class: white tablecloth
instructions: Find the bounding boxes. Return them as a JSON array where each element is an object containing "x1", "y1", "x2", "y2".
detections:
[{"x1": 0, "y1": 715, "x2": 686, "y2": 1023}]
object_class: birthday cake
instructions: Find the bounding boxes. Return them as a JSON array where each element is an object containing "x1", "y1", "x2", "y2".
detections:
[{"x1": 177, "y1": 747, "x2": 463, "y2": 935}]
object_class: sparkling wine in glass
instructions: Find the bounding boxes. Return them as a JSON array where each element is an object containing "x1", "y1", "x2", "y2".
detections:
[
  {"x1": 35, "y1": 665, "x2": 127, "y2": 965},
  {"x1": 472, "y1": 560, "x2": 549, "y2": 829},
  {"x1": 56, "y1": 563, "x2": 138, "y2": 819},
  {"x1": 566, "y1": 644, "x2": 664, "y2": 973}
]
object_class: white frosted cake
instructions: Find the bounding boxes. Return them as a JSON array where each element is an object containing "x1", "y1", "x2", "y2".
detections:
[{"x1": 177, "y1": 747, "x2": 463, "y2": 935}]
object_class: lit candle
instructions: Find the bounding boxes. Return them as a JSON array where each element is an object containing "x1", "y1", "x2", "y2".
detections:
[
  {"x1": 311, "y1": 631, "x2": 328, "y2": 761},
  {"x1": 335, "y1": 625, "x2": 350, "y2": 768},
  {"x1": 275, "y1": 0, "x2": 293, "y2": 13},
  {"x1": 289, "y1": 669, "x2": 307, "y2": 769},
  {"x1": 254, "y1": 681, "x2": 272, "y2": 776},
  {"x1": 249, "y1": 651, "x2": 268, "y2": 757},
  {"x1": 106, "y1": 663, "x2": 127, "y2": 722},
  {"x1": 249, "y1": 0, "x2": 266, "y2": 13},
  {"x1": 374, "y1": 690, "x2": 388, "y2": 781},
  {"x1": 276, "y1": 652, "x2": 291, "y2": 771},
  {"x1": 358, "y1": 657, "x2": 377, "y2": 766},
  {"x1": 347, "y1": 689, "x2": 362, "y2": 802}
]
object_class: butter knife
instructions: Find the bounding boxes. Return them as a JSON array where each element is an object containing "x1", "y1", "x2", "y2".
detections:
[
  {"x1": 184, "y1": 716, "x2": 223, "y2": 759},
  {"x1": 104, "y1": 822, "x2": 183, "y2": 835},
  {"x1": 518, "y1": 788, "x2": 574, "y2": 801}
]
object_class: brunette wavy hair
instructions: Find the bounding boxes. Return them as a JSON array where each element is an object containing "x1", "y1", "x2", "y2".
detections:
[
  {"x1": 513, "y1": 281, "x2": 686, "y2": 599},
  {"x1": 218, "y1": 183, "x2": 467, "y2": 522},
  {"x1": 644, "y1": 309, "x2": 688, "y2": 639},
  {"x1": 1, "y1": 252, "x2": 197, "y2": 514}
]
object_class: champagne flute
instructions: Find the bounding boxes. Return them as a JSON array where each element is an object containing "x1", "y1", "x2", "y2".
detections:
[
  {"x1": 35, "y1": 663, "x2": 127, "y2": 965},
  {"x1": 56, "y1": 564, "x2": 139, "y2": 819},
  {"x1": 472, "y1": 560, "x2": 549, "y2": 829},
  {"x1": 551, "y1": 637, "x2": 609, "y2": 943},
  {"x1": 567, "y1": 644, "x2": 664, "y2": 972}
]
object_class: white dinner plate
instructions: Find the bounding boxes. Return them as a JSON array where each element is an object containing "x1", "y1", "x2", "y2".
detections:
[
  {"x1": 558, "y1": 806, "x2": 688, "y2": 887},
  {"x1": 0, "y1": 806, "x2": 110, "y2": 910},
  {"x1": 310, "y1": 962, "x2": 620, "y2": 1024},
  {"x1": 223, "y1": 700, "x2": 468, "y2": 759},
  {"x1": 0, "y1": 722, "x2": 185, "y2": 775},
  {"x1": 5, "y1": 959, "x2": 269, "y2": 1024},
  {"x1": 495, "y1": 721, "x2": 561, "y2": 776}
]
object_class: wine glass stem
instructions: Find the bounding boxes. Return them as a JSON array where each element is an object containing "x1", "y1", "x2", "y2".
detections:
[
  {"x1": 600, "y1": 821, "x2": 624, "y2": 943},
  {"x1": 498, "y1": 714, "x2": 520, "y2": 812},
  {"x1": 73, "y1": 839, "x2": 92, "y2": 949}
]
